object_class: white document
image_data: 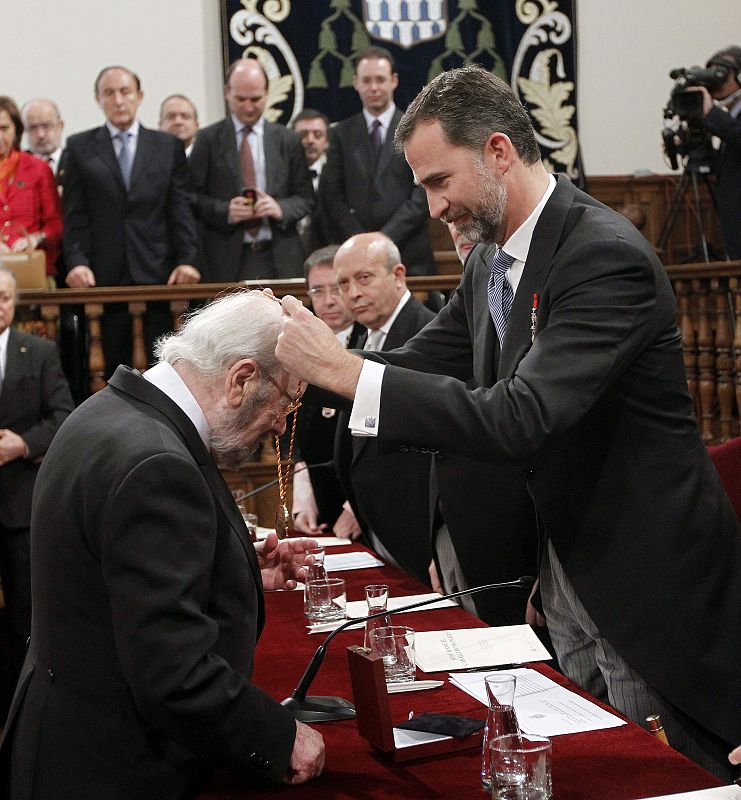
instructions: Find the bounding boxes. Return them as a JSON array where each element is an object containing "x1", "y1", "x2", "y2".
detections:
[
  {"x1": 344, "y1": 593, "x2": 458, "y2": 619},
  {"x1": 393, "y1": 727, "x2": 452, "y2": 749},
  {"x1": 324, "y1": 552, "x2": 385, "y2": 572},
  {"x1": 254, "y1": 531, "x2": 350, "y2": 547},
  {"x1": 414, "y1": 626, "x2": 551, "y2": 673},
  {"x1": 450, "y1": 667, "x2": 626, "y2": 737},
  {"x1": 634, "y1": 788, "x2": 741, "y2": 800}
]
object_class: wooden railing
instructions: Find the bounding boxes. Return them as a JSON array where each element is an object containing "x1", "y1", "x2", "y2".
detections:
[{"x1": 15, "y1": 261, "x2": 741, "y2": 444}]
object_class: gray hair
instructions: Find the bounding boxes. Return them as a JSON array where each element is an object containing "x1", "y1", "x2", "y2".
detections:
[
  {"x1": 366, "y1": 234, "x2": 401, "y2": 272},
  {"x1": 394, "y1": 64, "x2": 540, "y2": 165},
  {"x1": 303, "y1": 244, "x2": 340, "y2": 280},
  {"x1": 0, "y1": 261, "x2": 17, "y2": 289},
  {"x1": 155, "y1": 290, "x2": 282, "y2": 379}
]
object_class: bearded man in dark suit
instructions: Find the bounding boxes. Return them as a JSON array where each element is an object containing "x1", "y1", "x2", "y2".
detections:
[
  {"x1": 319, "y1": 47, "x2": 433, "y2": 275},
  {"x1": 0, "y1": 291, "x2": 325, "y2": 798},
  {"x1": 62, "y1": 65, "x2": 200, "y2": 378},
  {"x1": 0, "y1": 264, "x2": 72, "y2": 719},
  {"x1": 276, "y1": 66, "x2": 741, "y2": 781},
  {"x1": 190, "y1": 58, "x2": 314, "y2": 282}
]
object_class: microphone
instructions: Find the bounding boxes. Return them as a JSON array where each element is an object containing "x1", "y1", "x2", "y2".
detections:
[
  {"x1": 280, "y1": 575, "x2": 536, "y2": 723},
  {"x1": 238, "y1": 460, "x2": 334, "y2": 499}
]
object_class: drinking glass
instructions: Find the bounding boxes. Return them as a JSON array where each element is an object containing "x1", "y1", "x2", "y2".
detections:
[
  {"x1": 243, "y1": 512, "x2": 258, "y2": 543},
  {"x1": 303, "y1": 546, "x2": 327, "y2": 619},
  {"x1": 306, "y1": 577, "x2": 346, "y2": 622},
  {"x1": 481, "y1": 674, "x2": 519, "y2": 791},
  {"x1": 489, "y1": 733, "x2": 552, "y2": 799},
  {"x1": 363, "y1": 584, "x2": 391, "y2": 649},
  {"x1": 368, "y1": 625, "x2": 415, "y2": 683}
]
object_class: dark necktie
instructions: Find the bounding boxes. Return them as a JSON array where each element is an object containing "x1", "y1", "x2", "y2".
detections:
[
  {"x1": 240, "y1": 126, "x2": 261, "y2": 236},
  {"x1": 487, "y1": 248, "x2": 515, "y2": 347},
  {"x1": 115, "y1": 132, "x2": 132, "y2": 189},
  {"x1": 369, "y1": 119, "x2": 382, "y2": 162}
]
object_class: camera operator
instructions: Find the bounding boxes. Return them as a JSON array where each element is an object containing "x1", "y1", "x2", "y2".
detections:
[{"x1": 691, "y1": 46, "x2": 741, "y2": 258}]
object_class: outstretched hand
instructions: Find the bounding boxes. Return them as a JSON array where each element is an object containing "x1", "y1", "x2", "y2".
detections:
[{"x1": 256, "y1": 532, "x2": 319, "y2": 591}]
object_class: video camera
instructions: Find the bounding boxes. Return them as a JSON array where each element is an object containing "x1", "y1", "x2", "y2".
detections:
[
  {"x1": 661, "y1": 64, "x2": 728, "y2": 171},
  {"x1": 665, "y1": 65, "x2": 729, "y2": 119}
]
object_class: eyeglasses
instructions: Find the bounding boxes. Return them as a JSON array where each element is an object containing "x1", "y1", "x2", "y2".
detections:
[
  {"x1": 264, "y1": 371, "x2": 303, "y2": 416},
  {"x1": 308, "y1": 285, "x2": 341, "y2": 298}
]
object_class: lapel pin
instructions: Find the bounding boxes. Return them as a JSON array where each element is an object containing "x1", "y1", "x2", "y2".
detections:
[{"x1": 530, "y1": 293, "x2": 539, "y2": 344}]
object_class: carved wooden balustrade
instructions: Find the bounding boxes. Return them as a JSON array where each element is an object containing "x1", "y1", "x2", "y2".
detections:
[{"x1": 15, "y1": 263, "x2": 741, "y2": 444}]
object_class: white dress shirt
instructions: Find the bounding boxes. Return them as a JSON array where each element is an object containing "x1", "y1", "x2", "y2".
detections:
[
  {"x1": 106, "y1": 119, "x2": 140, "y2": 161},
  {"x1": 143, "y1": 361, "x2": 210, "y2": 448},
  {"x1": 362, "y1": 103, "x2": 396, "y2": 145},
  {"x1": 348, "y1": 176, "x2": 556, "y2": 437},
  {"x1": 0, "y1": 326, "x2": 9, "y2": 386}
]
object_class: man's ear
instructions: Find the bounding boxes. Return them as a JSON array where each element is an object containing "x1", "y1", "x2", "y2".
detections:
[
  {"x1": 483, "y1": 131, "x2": 514, "y2": 175},
  {"x1": 225, "y1": 358, "x2": 259, "y2": 408}
]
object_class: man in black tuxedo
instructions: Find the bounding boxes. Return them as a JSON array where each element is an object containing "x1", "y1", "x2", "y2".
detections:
[
  {"x1": 330, "y1": 232, "x2": 435, "y2": 583},
  {"x1": 62, "y1": 65, "x2": 200, "y2": 378},
  {"x1": 190, "y1": 59, "x2": 314, "y2": 282},
  {"x1": 0, "y1": 290, "x2": 324, "y2": 798},
  {"x1": 0, "y1": 265, "x2": 72, "y2": 718},
  {"x1": 319, "y1": 47, "x2": 433, "y2": 275},
  {"x1": 292, "y1": 245, "x2": 365, "y2": 536},
  {"x1": 276, "y1": 66, "x2": 741, "y2": 780}
]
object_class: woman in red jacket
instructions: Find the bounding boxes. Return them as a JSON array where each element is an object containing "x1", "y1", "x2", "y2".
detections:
[{"x1": 0, "y1": 95, "x2": 62, "y2": 278}]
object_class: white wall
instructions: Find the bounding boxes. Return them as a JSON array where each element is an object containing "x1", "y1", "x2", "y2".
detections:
[{"x1": 5, "y1": 0, "x2": 740, "y2": 175}]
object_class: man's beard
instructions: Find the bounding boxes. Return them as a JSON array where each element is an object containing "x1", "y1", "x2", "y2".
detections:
[
  {"x1": 210, "y1": 384, "x2": 272, "y2": 471},
  {"x1": 452, "y1": 165, "x2": 508, "y2": 245}
]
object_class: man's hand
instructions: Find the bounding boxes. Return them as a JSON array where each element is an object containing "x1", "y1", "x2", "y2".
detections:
[
  {"x1": 253, "y1": 189, "x2": 283, "y2": 221},
  {"x1": 277, "y1": 295, "x2": 363, "y2": 396},
  {"x1": 428, "y1": 560, "x2": 444, "y2": 595},
  {"x1": 283, "y1": 721, "x2": 325, "y2": 784},
  {"x1": 729, "y1": 744, "x2": 741, "y2": 765},
  {"x1": 525, "y1": 577, "x2": 546, "y2": 627},
  {"x1": 11, "y1": 232, "x2": 44, "y2": 252},
  {"x1": 686, "y1": 85, "x2": 714, "y2": 117},
  {"x1": 333, "y1": 507, "x2": 362, "y2": 540},
  {"x1": 293, "y1": 511, "x2": 328, "y2": 535},
  {"x1": 0, "y1": 429, "x2": 28, "y2": 466},
  {"x1": 228, "y1": 196, "x2": 256, "y2": 225},
  {"x1": 256, "y1": 532, "x2": 319, "y2": 590},
  {"x1": 65, "y1": 265, "x2": 96, "y2": 287},
  {"x1": 167, "y1": 265, "x2": 201, "y2": 285}
]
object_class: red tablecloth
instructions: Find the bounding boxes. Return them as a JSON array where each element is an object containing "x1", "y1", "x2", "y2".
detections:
[{"x1": 198, "y1": 544, "x2": 721, "y2": 800}]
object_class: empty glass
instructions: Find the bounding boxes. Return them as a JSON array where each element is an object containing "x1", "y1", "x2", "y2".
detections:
[
  {"x1": 368, "y1": 625, "x2": 416, "y2": 683},
  {"x1": 305, "y1": 577, "x2": 346, "y2": 622},
  {"x1": 482, "y1": 674, "x2": 519, "y2": 791},
  {"x1": 303, "y1": 546, "x2": 328, "y2": 619},
  {"x1": 363, "y1": 584, "x2": 391, "y2": 649},
  {"x1": 489, "y1": 733, "x2": 552, "y2": 799}
]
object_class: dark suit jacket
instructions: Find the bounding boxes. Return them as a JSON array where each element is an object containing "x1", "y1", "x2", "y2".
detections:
[
  {"x1": 340, "y1": 295, "x2": 436, "y2": 583},
  {"x1": 319, "y1": 110, "x2": 434, "y2": 275},
  {"x1": 190, "y1": 118, "x2": 314, "y2": 281},
  {"x1": 62, "y1": 125, "x2": 198, "y2": 285},
  {"x1": 369, "y1": 175, "x2": 741, "y2": 747},
  {"x1": 296, "y1": 321, "x2": 365, "y2": 527},
  {"x1": 704, "y1": 105, "x2": 741, "y2": 258},
  {"x1": 0, "y1": 330, "x2": 72, "y2": 529},
  {"x1": 0, "y1": 367, "x2": 296, "y2": 799}
]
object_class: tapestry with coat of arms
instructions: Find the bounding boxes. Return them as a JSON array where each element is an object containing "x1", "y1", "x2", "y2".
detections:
[{"x1": 221, "y1": 0, "x2": 581, "y2": 180}]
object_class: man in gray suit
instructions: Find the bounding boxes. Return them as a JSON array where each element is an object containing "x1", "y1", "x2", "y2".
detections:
[
  {"x1": 190, "y1": 59, "x2": 315, "y2": 281},
  {"x1": 276, "y1": 66, "x2": 741, "y2": 780},
  {"x1": 319, "y1": 47, "x2": 433, "y2": 275}
]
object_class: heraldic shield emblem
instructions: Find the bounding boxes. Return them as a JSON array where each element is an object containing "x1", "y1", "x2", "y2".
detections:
[{"x1": 362, "y1": 0, "x2": 448, "y2": 49}]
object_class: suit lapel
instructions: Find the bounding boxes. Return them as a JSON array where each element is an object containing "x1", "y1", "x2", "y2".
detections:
[
  {"x1": 263, "y1": 122, "x2": 276, "y2": 194},
  {"x1": 350, "y1": 115, "x2": 374, "y2": 183},
  {"x1": 94, "y1": 125, "x2": 127, "y2": 192},
  {"x1": 497, "y1": 175, "x2": 576, "y2": 379},
  {"x1": 219, "y1": 118, "x2": 242, "y2": 194},
  {"x1": 1, "y1": 330, "x2": 26, "y2": 397},
  {"x1": 470, "y1": 244, "x2": 499, "y2": 386},
  {"x1": 106, "y1": 367, "x2": 263, "y2": 591}
]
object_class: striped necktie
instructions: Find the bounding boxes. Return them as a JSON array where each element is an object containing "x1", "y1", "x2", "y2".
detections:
[{"x1": 487, "y1": 248, "x2": 515, "y2": 347}]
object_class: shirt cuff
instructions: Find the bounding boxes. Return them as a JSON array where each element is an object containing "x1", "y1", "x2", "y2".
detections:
[
  {"x1": 291, "y1": 462, "x2": 318, "y2": 518},
  {"x1": 349, "y1": 359, "x2": 385, "y2": 437}
]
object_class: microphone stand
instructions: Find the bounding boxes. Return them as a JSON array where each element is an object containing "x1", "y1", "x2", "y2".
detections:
[{"x1": 280, "y1": 576, "x2": 535, "y2": 723}]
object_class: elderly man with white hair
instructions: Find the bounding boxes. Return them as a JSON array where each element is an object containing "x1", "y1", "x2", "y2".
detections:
[{"x1": 0, "y1": 290, "x2": 324, "y2": 799}]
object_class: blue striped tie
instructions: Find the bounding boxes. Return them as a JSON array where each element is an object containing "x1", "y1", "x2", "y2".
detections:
[{"x1": 487, "y1": 248, "x2": 515, "y2": 346}]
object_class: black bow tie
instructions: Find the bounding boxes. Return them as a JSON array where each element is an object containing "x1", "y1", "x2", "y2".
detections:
[{"x1": 309, "y1": 169, "x2": 318, "y2": 179}]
